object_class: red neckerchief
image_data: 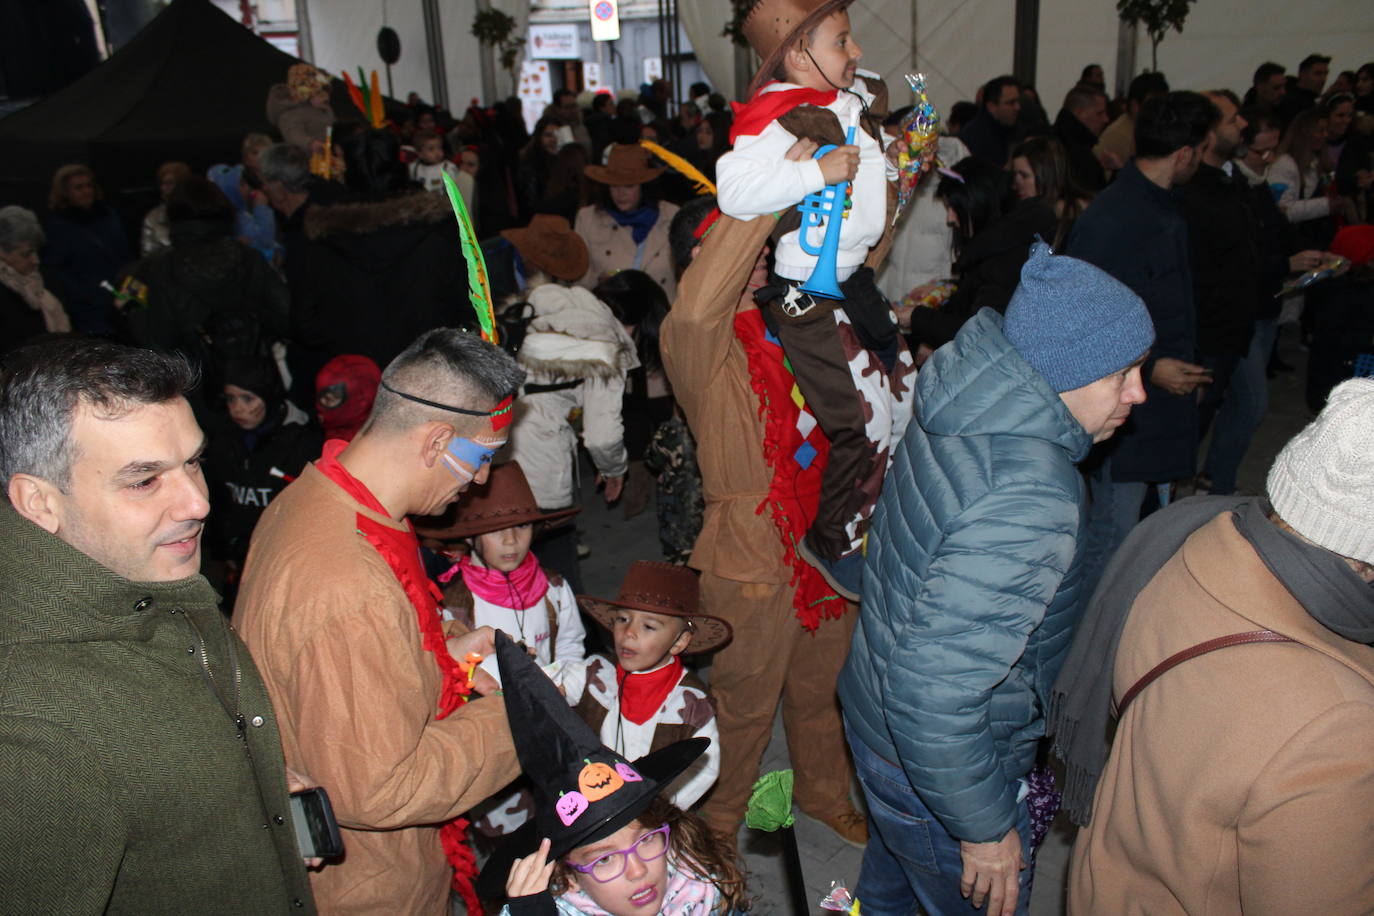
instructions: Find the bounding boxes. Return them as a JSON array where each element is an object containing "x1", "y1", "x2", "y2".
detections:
[
  {"x1": 729, "y1": 81, "x2": 838, "y2": 144},
  {"x1": 732, "y1": 309, "x2": 845, "y2": 630},
  {"x1": 313, "y1": 439, "x2": 482, "y2": 914},
  {"x1": 617, "y1": 657, "x2": 685, "y2": 726}
]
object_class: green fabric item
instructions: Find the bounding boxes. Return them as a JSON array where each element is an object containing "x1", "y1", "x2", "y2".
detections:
[
  {"x1": 0, "y1": 504, "x2": 316, "y2": 913},
  {"x1": 745, "y1": 769, "x2": 795, "y2": 831}
]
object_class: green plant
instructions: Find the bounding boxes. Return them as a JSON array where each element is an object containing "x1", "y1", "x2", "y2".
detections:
[
  {"x1": 471, "y1": 9, "x2": 526, "y2": 74},
  {"x1": 1117, "y1": 0, "x2": 1197, "y2": 72}
]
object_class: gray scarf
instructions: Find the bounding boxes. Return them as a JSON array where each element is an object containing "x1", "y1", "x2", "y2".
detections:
[{"x1": 1048, "y1": 496, "x2": 1374, "y2": 826}]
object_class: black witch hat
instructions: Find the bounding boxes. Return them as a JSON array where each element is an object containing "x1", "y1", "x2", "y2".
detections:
[{"x1": 476, "y1": 631, "x2": 708, "y2": 897}]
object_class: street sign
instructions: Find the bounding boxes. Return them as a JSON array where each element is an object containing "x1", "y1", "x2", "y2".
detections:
[{"x1": 589, "y1": 0, "x2": 620, "y2": 42}]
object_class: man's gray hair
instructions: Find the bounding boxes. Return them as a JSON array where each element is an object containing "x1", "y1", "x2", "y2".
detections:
[
  {"x1": 257, "y1": 143, "x2": 312, "y2": 194},
  {"x1": 0, "y1": 206, "x2": 45, "y2": 253},
  {"x1": 367, "y1": 328, "x2": 526, "y2": 435},
  {"x1": 0, "y1": 340, "x2": 196, "y2": 492}
]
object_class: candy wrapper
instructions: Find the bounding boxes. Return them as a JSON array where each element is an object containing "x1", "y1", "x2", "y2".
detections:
[
  {"x1": 1277, "y1": 255, "x2": 1349, "y2": 298},
  {"x1": 900, "y1": 279, "x2": 955, "y2": 313},
  {"x1": 893, "y1": 73, "x2": 942, "y2": 218},
  {"x1": 819, "y1": 881, "x2": 861, "y2": 915}
]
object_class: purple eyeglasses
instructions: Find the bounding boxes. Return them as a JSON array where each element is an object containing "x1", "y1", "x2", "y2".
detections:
[{"x1": 564, "y1": 824, "x2": 671, "y2": 883}]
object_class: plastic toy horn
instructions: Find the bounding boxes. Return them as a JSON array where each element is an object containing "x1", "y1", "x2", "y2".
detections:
[{"x1": 798, "y1": 110, "x2": 859, "y2": 301}]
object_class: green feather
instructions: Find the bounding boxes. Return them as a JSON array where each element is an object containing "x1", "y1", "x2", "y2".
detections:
[{"x1": 441, "y1": 172, "x2": 496, "y2": 343}]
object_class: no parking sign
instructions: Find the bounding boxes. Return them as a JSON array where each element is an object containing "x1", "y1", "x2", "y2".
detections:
[{"x1": 589, "y1": 0, "x2": 620, "y2": 41}]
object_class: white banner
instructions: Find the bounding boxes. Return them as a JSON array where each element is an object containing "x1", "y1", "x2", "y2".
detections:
[
  {"x1": 528, "y1": 23, "x2": 580, "y2": 60},
  {"x1": 518, "y1": 60, "x2": 554, "y2": 133},
  {"x1": 589, "y1": 0, "x2": 620, "y2": 42},
  {"x1": 583, "y1": 61, "x2": 609, "y2": 94},
  {"x1": 642, "y1": 56, "x2": 662, "y2": 85}
]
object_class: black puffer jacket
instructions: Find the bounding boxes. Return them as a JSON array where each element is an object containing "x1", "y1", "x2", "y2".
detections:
[{"x1": 295, "y1": 190, "x2": 473, "y2": 367}]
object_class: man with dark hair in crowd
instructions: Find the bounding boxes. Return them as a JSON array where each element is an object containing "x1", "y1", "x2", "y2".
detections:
[
  {"x1": 1079, "y1": 62, "x2": 1106, "y2": 92},
  {"x1": 235, "y1": 328, "x2": 525, "y2": 914},
  {"x1": 1068, "y1": 90, "x2": 1219, "y2": 594},
  {"x1": 1094, "y1": 71, "x2": 1169, "y2": 175},
  {"x1": 1244, "y1": 61, "x2": 1287, "y2": 112},
  {"x1": 1280, "y1": 53, "x2": 1331, "y2": 125},
  {"x1": 0, "y1": 339, "x2": 316, "y2": 911},
  {"x1": 1055, "y1": 85, "x2": 1111, "y2": 190},
  {"x1": 962, "y1": 75, "x2": 1023, "y2": 166},
  {"x1": 947, "y1": 100, "x2": 979, "y2": 136}
]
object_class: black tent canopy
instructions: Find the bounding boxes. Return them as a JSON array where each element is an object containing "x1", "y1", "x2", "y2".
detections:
[{"x1": 0, "y1": 0, "x2": 398, "y2": 213}]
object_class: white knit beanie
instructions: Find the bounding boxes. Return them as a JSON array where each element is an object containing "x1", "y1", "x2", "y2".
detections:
[{"x1": 1266, "y1": 378, "x2": 1374, "y2": 565}]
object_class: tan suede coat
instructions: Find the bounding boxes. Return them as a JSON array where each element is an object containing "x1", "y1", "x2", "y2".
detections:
[
  {"x1": 234, "y1": 464, "x2": 519, "y2": 915},
  {"x1": 1069, "y1": 513, "x2": 1374, "y2": 915},
  {"x1": 574, "y1": 201, "x2": 680, "y2": 301}
]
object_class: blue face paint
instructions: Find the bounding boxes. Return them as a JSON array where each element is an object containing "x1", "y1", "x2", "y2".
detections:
[{"x1": 441, "y1": 436, "x2": 500, "y2": 484}]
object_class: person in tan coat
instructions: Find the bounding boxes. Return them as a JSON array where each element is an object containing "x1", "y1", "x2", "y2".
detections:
[
  {"x1": 575, "y1": 144, "x2": 680, "y2": 301},
  {"x1": 1054, "y1": 378, "x2": 1374, "y2": 915},
  {"x1": 234, "y1": 329, "x2": 527, "y2": 915}
]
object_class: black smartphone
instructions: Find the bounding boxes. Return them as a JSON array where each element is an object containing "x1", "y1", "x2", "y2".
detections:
[{"x1": 289, "y1": 787, "x2": 345, "y2": 859}]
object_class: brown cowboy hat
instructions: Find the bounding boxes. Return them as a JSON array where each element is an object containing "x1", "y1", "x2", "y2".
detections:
[
  {"x1": 500, "y1": 213, "x2": 589, "y2": 282},
  {"x1": 584, "y1": 143, "x2": 666, "y2": 186},
  {"x1": 578, "y1": 561, "x2": 733, "y2": 655},
  {"x1": 741, "y1": 0, "x2": 854, "y2": 98},
  {"x1": 412, "y1": 461, "x2": 579, "y2": 541}
]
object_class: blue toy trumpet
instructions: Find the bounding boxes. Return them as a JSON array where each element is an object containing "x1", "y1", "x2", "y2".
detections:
[{"x1": 798, "y1": 113, "x2": 858, "y2": 301}]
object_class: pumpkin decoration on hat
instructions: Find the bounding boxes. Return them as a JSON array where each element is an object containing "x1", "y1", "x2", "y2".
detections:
[
  {"x1": 579, "y1": 561, "x2": 733, "y2": 655},
  {"x1": 413, "y1": 461, "x2": 579, "y2": 541},
  {"x1": 739, "y1": 0, "x2": 855, "y2": 97},
  {"x1": 474, "y1": 631, "x2": 709, "y2": 897},
  {"x1": 499, "y1": 213, "x2": 590, "y2": 283}
]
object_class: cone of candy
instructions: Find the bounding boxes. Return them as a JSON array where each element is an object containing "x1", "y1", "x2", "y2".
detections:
[{"x1": 894, "y1": 73, "x2": 941, "y2": 218}]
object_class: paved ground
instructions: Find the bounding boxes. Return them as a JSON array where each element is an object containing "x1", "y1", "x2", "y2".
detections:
[{"x1": 571, "y1": 328, "x2": 1316, "y2": 913}]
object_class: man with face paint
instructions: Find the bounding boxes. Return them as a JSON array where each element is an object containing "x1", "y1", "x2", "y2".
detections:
[{"x1": 234, "y1": 329, "x2": 529, "y2": 916}]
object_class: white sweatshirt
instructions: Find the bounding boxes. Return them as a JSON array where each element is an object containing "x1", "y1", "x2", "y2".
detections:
[{"x1": 715, "y1": 81, "x2": 894, "y2": 283}]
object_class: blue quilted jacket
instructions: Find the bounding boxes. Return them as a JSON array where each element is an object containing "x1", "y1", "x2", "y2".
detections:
[{"x1": 839, "y1": 308, "x2": 1092, "y2": 843}]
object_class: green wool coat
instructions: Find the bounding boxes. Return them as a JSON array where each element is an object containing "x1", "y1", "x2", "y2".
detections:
[{"x1": 0, "y1": 505, "x2": 316, "y2": 913}]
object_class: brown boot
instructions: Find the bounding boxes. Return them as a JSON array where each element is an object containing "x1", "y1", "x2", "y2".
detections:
[
  {"x1": 622, "y1": 460, "x2": 651, "y2": 519},
  {"x1": 809, "y1": 805, "x2": 868, "y2": 848}
]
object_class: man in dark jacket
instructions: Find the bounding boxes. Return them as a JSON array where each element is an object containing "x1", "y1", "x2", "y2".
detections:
[
  {"x1": 961, "y1": 75, "x2": 1022, "y2": 167},
  {"x1": 1053, "y1": 85, "x2": 1110, "y2": 191},
  {"x1": 1068, "y1": 90, "x2": 1218, "y2": 595},
  {"x1": 840, "y1": 243, "x2": 1153, "y2": 916},
  {"x1": 0, "y1": 339, "x2": 316, "y2": 912}
]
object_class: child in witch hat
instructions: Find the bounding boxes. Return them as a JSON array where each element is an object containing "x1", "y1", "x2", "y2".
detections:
[
  {"x1": 574, "y1": 562, "x2": 731, "y2": 811},
  {"x1": 712, "y1": 0, "x2": 916, "y2": 600},
  {"x1": 478, "y1": 631, "x2": 746, "y2": 915}
]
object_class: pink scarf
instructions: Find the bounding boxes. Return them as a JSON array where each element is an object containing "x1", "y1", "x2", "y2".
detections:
[
  {"x1": 451, "y1": 550, "x2": 549, "y2": 609},
  {"x1": 561, "y1": 860, "x2": 720, "y2": 916}
]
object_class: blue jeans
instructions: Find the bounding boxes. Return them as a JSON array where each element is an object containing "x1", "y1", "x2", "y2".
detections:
[
  {"x1": 846, "y1": 722, "x2": 1033, "y2": 916},
  {"x1": 1080, "y1": 456, "x2": 1148, "y2": 599},
  {"x1": 1203, "y1": 318, "x2": 1277, "y2": 494}
]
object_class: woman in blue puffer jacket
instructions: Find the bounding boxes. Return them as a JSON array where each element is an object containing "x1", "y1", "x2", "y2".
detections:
[{"x1": 839, "y1": 243, "x2": 1153, "y2": 916}]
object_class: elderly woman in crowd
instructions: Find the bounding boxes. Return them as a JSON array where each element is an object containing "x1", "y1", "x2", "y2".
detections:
[
  {"x1": 0, "y1": 206, "x2": 71, "y2": 355},
  {"x1": 140, "y1": 161, "x2": 192, "y2": 255},
  {"x1": 44, "y1": 163, "x2": 132, "y2": 336},
  {"x1": 574, "y1": 143, "x2": 680, "y2": 300}
]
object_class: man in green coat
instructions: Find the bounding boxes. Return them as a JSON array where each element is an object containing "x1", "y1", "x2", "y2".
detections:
[{"x1": 0, "y1": 339, "x2": 316, "y2": 913}]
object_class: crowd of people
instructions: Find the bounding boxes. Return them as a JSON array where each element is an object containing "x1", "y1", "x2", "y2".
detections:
[{"x1": 1, "y1": 0, "x2": 1373, "y2": 913}]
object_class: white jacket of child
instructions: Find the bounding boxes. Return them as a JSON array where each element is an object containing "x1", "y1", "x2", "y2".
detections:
[
  {"x1": 579, "y1": 655, "x2": 719, "y2": 810},
  {"x1": 411, "y1": 158, "x2": 475, "y2": 208},
  {"x1": 715, "y1": 80, "x2": 894, "y2": 283}
]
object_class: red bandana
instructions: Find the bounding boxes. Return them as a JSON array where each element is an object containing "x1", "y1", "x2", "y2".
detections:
[
  {"x1": 729, "y1": 82, "x2": 838, "y2": 144},
  {"x1": 732, "y1": 310, "x2": 845, "y2": 630},
  {"x1": 313, "y1": 440, "x2": 482, "y2": 913},
  {"x1": 617, "y1": 657, "x2": 685, "y2": 726}
]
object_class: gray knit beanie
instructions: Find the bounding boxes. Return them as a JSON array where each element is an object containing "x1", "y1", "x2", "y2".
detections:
[
  {"x1": 1003, "y1": 241, "x2": 1155, "y2": 393},
  {"x1": 1267, "y1": 378, "x2": 1374, "y2": 565}
]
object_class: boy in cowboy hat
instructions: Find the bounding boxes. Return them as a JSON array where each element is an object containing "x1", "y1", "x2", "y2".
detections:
[
  {"x1": 713, "y1": 0, "x2": 915, "y2": 600},
  {"x1": 575, "y1": 562, "x2": 732, "y2": 811}
]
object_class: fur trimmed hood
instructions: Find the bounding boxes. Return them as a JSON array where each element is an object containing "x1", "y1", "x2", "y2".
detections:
[
  {"x1": 518, "y1": 283, "x2": 639, "y2": 381},
  {"x1": 304, "y1": 188, "x2": 451, "y2": 241}
]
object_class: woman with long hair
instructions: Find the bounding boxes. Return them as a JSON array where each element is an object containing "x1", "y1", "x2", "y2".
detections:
[
  {"x1": 898, "y1": 156, "x2": 1055, "y2": 356},
  {"x1": 1270, "y1": 109, "x2": 1340, "y2": 247},
  {"x1": 1320, "y1": 93, "x2": 1373, "y2": 221},
  {"x1": 1008, "y1": 135, "x2": 1089, "y2": 247},
  {"x1": 517, "y1": 114, "x2": 569, "y2": 222}
]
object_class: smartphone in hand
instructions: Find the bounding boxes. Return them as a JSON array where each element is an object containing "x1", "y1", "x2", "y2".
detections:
[{"x1": 290, "y1": 787, "x2": 345, "y2": 859}]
